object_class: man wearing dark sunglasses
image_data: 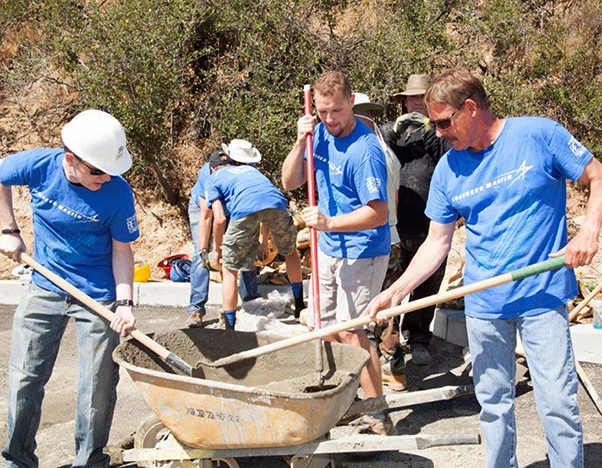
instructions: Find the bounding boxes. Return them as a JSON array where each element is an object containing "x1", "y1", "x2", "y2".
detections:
[
  {"x1": 0, "y1": 109, "x2": 139, "y2": 467},
  {"x1": 367, "y1": 68, "x2": 602, "y2": 467}
]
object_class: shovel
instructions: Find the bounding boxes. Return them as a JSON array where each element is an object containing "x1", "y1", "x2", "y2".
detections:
[
  {"x1": 18, "y1": 252, "x2": 195, "y2": 376},
  {"x1": 202, "y1": 255, "x2": 567, "y2": 368}
]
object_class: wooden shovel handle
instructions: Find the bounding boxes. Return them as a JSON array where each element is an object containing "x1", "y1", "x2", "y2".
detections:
[
  {"x1": 18, "y1": 252, "x2": 193, "y2": 375},
  {"x1": 212, "y1": 256, "x2": 567, "y2": 367}
]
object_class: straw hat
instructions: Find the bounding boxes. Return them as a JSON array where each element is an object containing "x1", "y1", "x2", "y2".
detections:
[
  {"x1": 353, "y1": 93, "x2": 385, "y2": 116},
  {"x1": 392, "y1": 74, "x2": 432, "y2": 98},
  {"x1": 221, "y1": 139, "x2": 262, "y2": 164}
]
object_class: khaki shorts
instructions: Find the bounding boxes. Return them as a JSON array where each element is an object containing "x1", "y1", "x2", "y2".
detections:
[
  {"x1": 307, "y1": 249, "x2": 389, "y2": 328},
  {"x1": 223, "y1": 208, "x2": 297, "y2": 271}
]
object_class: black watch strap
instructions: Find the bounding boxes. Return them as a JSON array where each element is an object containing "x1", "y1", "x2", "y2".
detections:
[
  {"x1": 2, "y1": 228, "x2": 21, "y2": 235},
  {"x1": 114, "y1": 299, "x2": 134, "y2": 308}
]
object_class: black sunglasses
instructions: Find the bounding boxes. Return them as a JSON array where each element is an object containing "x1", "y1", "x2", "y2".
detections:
[
  {"x1": 431, "y1": 102, "x2": 465, "y2": 130},
  {"x1": 72, "y1": 153, "x2": 106, "y2": 176}
]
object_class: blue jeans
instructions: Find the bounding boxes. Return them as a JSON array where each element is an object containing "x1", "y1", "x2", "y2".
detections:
[
  {"x1": 466, "y1": 305, "x2": 583, "y2": 468},
  {"x1": 2, "y1": 282, "x2": 119, "y2": 468},
  {"x1": 188, "y1": 200, "x2": 260, "y2": 314}
]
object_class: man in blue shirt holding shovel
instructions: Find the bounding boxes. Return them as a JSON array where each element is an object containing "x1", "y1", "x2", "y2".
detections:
[{"x1": 366, "y1": 68, "x2": 602, "y2": 467}]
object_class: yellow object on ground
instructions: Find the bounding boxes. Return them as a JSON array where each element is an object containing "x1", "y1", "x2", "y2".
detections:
[{"x1": 134, "y1": 263, "x2": 151, "y2": 283}]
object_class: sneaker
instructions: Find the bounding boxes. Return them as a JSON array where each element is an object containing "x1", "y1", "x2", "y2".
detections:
[
  {"x1": 410, "y1": 344, "x2": 432, "y2": 366},
  {"x1": 185, "y1": 312, "x2": 203, "y2": 328},
  {"x1": 348, "y1": 412, "x2": 393, "y2": 435}
]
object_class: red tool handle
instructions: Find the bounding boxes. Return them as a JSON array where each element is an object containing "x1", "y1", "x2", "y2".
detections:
[{"x1": 304, "y1": 84, "x2": 321, "y2": 330}]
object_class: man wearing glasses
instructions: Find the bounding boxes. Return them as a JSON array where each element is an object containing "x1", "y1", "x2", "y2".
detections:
[
  {"x1": 0, "y1": 109, "x2": 139, "y2": 467},
  {"x1": 366, "y1": 68, "x2": 602, "y2": 467}
]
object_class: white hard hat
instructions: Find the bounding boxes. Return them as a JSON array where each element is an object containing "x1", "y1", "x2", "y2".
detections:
[
  {"x1": 221, "y1": 139, "x2": 261, "y2": 164},
  {"x1": 61, "y1": 109, "x2": 132, "y2": 176}
]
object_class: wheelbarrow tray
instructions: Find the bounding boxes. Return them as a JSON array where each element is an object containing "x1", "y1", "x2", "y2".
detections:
[{"x1": 113, "y1": 328, "x2": 369, "y2": 449}]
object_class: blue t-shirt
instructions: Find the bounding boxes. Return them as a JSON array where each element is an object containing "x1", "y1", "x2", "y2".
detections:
[
  {"x1": 425, "y1": 117, "x2": 592, "y2": 318},
  {"x1": 190, "y1": 163, "x2": 210, "y2": 207},
  {"x1": 204, "y1": 165, "x2": 288, "y2": 220},
  {"x1": 0, "y1": 148, "x2": 140, "y2": 300},
  {"x1": 311, "y1": 118, "x2": 390, "y2": 259}
]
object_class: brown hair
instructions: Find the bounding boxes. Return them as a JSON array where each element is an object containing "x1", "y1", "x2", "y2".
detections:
[
  {"x1": 425, "y1": 68, "x2": 489, "y2": 110},
  {"x1": 314, "y1": 71, "x2": 352, "y2": 98}
]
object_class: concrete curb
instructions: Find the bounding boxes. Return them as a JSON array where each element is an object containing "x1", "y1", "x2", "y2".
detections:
[{"x1": 0, "y1": 279, "x2": 301, "y2": 307}]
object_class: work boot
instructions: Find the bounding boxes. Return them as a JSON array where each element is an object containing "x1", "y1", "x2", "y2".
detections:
[
  {"x1": 410, "y1": 344, "x2": 432, "y2": 366},
  {"x1": 348, "y1": 412, "x2": 393, "y2": 436},
  {"x1": 381, "y1": 351, "x2": 406, "y2": 391},
  {"x1": 185, "y1": 312, "x2": 203, "y2": 328}
]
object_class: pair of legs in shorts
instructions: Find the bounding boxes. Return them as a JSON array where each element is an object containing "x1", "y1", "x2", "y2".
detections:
[
  {"x1": 308, "y1": 249, "x2": 388, "y2": 399},
  {"x1": 221, "y1": 208, "x2": 304, "y2": 327}
]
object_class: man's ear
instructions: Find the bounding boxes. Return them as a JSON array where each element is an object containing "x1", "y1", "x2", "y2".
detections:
[{"x1": 465, "y1": 98, "x2": 479, "y2": 116}]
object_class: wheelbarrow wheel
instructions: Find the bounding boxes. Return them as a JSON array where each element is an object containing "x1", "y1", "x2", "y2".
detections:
[{"x1": 134, "y1": 415, "x2": 240, "y2": 468}]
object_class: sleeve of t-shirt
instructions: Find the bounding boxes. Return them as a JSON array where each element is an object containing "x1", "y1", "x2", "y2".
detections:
[
  {"x1": 355, "y1": 147, "x2": 388, "y2": 205},
  {"x1": 546, "y1": 121, "x2": 593, "y2": 182},
  {"x1": 424, "y1": 161, "x2": 459, "y2": 224},
  {"x1": 0, "y1": 149, "x2": 49, "y2": 187},
  {"x1": 108, "y1": 183, "x2": 140, "y2": 243},
  {"x1": 203, "y1": 175, "x2": 221, "y2": 209}
]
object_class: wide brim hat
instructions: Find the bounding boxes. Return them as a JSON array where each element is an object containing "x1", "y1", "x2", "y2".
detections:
[
  {"x1": 353, "y1": 93, "x2": 385, "y2": 116},
  {"x1": 221, "y1": 139, "x2": 262, "y2": 164},
  {"x1": 391, "y1": 74, "x2": 432, "y2": 98}
]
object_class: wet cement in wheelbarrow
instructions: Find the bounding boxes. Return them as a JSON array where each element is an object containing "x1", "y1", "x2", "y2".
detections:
[{"x1": 114, "y1": 328, "x2": 368, "y2": 393}]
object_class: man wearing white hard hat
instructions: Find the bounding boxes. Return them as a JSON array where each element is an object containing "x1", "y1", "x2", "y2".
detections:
[
  {"x1": 205, "y1": 140, "x2": 305, "y2": 329},
  {"x1": 0, "y1": 109, "x2": 139, "y2": 467}
]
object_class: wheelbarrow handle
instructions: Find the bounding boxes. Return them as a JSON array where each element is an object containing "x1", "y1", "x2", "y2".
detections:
[
  {"x1": 17, "y1": 252, "x2": 194, "y2": 376},
  {"x1": 210, "y1": 255, "x2": 567, "y2": 368}
]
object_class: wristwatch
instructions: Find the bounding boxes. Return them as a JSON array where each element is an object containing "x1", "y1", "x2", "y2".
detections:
[
  {"x1": 2, "y1": 228, "x2": 21, "y2": 235},
  {"x1": 114, "y1": 299, "x2": 134, "y2": 308}
]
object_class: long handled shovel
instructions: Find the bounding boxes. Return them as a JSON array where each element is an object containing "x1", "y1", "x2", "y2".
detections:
[
  {"x1": 205, "y1": 255, "x2": 567, "y2": 368},
  {"x1": 18, "y1": 252, "x2": 195, "y2": 376},
  {"x1": 303, "y1": 84, "x2": 325, "y2": 385}
]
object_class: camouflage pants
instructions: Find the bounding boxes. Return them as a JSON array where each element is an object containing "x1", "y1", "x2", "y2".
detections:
[{"x1": 222, "y1": 208, "x2": 297, "y2": 271}]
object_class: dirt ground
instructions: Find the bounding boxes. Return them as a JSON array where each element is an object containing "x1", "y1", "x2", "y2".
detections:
[{"x1": 0, "y1": 303, "x2": 600, "y2": 467}]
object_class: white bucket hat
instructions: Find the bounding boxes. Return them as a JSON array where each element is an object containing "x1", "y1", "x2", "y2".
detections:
[
  {"x1": 353, "y1": 93, "x2": 385, "y2": 117},
  {"x1": 221, "y1": 139, "x2": 262, "y2": 164},
  {"x1": 61, "y1": 109, "x2": 132, "y2": 176}
]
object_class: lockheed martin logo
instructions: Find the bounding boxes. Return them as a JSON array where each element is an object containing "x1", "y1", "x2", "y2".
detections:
[{"x1": 451, "y1": 160, "x2": 533, "y2": 203}]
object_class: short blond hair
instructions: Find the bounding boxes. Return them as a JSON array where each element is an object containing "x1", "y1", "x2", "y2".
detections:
[
  {"x1": 314, "y1": 71, "x2": 352, "y2": 98},
  {"x1": 425, "y1": 68, "x2": 489, "y2": 110}
]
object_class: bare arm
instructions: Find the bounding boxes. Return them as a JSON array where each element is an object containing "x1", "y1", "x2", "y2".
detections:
[
  {"x1": 197, "y1": 195, "x2": 213, "y2": 252},
  {"x1": 364, "y1": 220, "x2": 455, "y2": 318},
  {"x1": 282, "y1": 114, "x2": 316, "y2": 191},
  {"x1": 211, "y1": 199, "x2": 227, "y2": 259},
  {"x1": 302, "y1": 200, "x2": 388, "y2": 232},
  {"x1": 0, "y1": 182, "x2": 26, "y2": 260},
  {"x1": 551, "y1": 157, "x2": 602, "y2": 268},
  {"x1": 111, "y1": 239, "x2": 136, "y2": 336}
]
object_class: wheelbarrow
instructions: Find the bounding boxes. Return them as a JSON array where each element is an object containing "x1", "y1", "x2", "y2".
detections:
[{"x1": 112, "y1": 328, "x2": 479, "y2": 467}]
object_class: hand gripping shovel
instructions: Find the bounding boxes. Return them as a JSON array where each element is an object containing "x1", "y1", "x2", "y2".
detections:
[
  {"x1": 18, "y1": 252, "x2": 195, "y2": 376},
  {"x1": 204, "y1": 255, "x2": 567, "y2": 368}
]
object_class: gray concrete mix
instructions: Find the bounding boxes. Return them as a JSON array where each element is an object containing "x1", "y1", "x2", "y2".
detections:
[{"x1": 0, "y1": 304, "x2": 600, "y2": 467}]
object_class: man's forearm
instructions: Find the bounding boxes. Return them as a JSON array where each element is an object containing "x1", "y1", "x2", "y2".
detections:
[
  {"x1": 581, "y1": 176, "x2": 602, "y2": 238},
  {"x1": 326, "y1": 202, "x2": 387, "y2": 232},
  {"x1": 112, "y1": 240, "x2": 134, "y2": 300},
  {"x1": 282, "y1": 140, "x2": 307, "y2": 191},
  {"x1": 0, "y1": 183, "x2": 18, "y2": 230},
  {"x1": 390, "y1": 236, "x2": 451, "y2": 299}
]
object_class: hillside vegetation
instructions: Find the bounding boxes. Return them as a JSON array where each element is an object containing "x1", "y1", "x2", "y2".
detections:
[{"x1": 1, "y1": 0, "x2": 600, "y2": 206}]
